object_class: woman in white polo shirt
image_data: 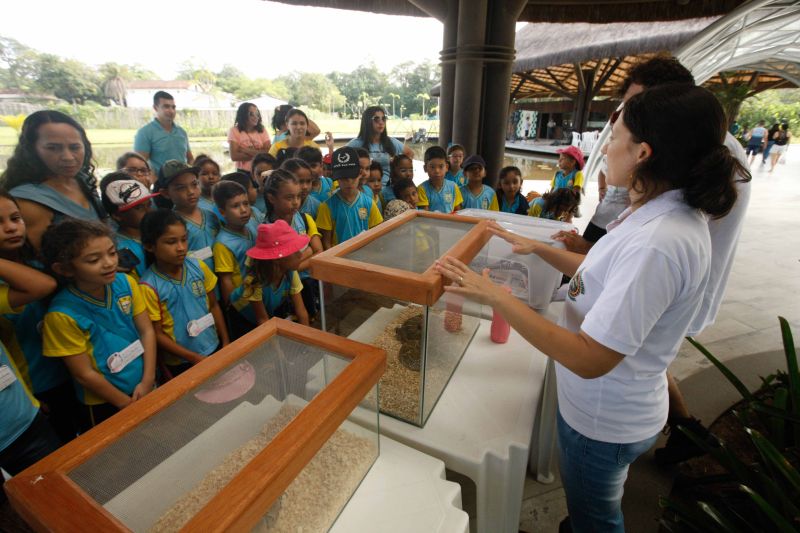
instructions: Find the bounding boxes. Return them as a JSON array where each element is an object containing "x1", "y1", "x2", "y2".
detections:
[{"x1": 435, "y1": 84, "x2": 748, "y2": 532}]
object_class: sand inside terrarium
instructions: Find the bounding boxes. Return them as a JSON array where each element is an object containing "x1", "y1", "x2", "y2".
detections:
[
  {"x1": 150, "y1": 404, "x2": 376, "y2": 533},
  {"x1": 371, "y1": 305, "x2": 476, "y2": 423}
]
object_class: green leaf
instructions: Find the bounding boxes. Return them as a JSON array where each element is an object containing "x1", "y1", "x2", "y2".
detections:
[
  {"x1": 739, "y1": 484, "x2": 798, "y2": 533},
  {"x1": 697, "y1": 501, "x2": 747, "y2": 533},
  {"x1": 778, "y1": 317, "x2": 800, "y2": 445},
  {"x1": 659, "y1": 497, "x2": 721, "y2": 532},
  {"x1": 687, "y1": 336, "x2": 754, "y2": 401},
  {"x1": 748, "y1": 428, "x2": 800, "y2": 493},
  {"x1": 753, "y1": 403, "x2": 800, "y2": 423},
  {"x1": 770, "y1": 387, "x2": 789, "y2": 448}
]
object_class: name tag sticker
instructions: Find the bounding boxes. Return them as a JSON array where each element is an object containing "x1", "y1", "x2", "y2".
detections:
[
  {"x1": 187, "y1": 313, "x2": 215, "y2": 337},
  {"x1": 190, "y1": 247, "x2": 213, "y2": 261},
  {"x1": 107, "y1": 340, "x2": 144, "y2": 374},
  {"x1": 0, "y1": 365, "x2": 17, "y2": 391}
]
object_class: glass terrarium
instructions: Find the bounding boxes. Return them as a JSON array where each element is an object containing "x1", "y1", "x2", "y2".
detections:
[
  {"x1": 5, "y1": 318, "x2": 385, "y2": 533},
  {"x1": 310, "y1": 210, "x2": 491, "y2": 427}
]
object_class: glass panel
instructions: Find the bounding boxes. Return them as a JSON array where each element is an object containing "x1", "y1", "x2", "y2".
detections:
[
  {"x1": 253, "y1": 383, "x2": 380, "y2": 532},
  {"x1": 345, "y1": 217, "x2": 475, "y2": 274},
  {"x1": 68, "y1": 335, "x2": 351, "y2": 533}
]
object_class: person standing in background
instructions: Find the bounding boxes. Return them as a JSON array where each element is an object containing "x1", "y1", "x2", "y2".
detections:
[
  {"x1": 134, "y1": 91, "x2": 193, "y2": 175},
  {"x1": 228, "y1": 103, "x2": 271, "y2": 172}
]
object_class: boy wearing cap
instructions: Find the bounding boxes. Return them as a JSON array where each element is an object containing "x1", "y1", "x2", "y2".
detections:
[
  {"x1": 100, "y1": 173, "x2": 158, "y2": 279},
  {"x1": 156, "y1": 160, "x2": 220, "y2": 274},
  {"x1": 418, "y1": 146, "x2": 463, "y2": 213},
  {"x1": 459, "y1": 155, "x2": 499, "y2": 211},
  {"x1": 552, "y1": 146, "x2": 585, "y2": 194},
  {"x1": 316, "y1": 147, "x2": 383, "y2": 250}
]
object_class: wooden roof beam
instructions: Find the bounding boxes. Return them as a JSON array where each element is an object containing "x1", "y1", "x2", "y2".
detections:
[{"x1": 517, "y1": 72, "x2": 575, "y2": 99}]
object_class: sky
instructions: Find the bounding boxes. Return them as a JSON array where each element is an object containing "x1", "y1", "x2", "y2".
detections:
[{"x1": 0, "y1": 0, "x2": 448, "y2": 79}]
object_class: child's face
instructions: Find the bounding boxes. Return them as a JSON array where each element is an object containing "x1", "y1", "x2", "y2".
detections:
[
  {"x1": 114, "y1": 202, "x2": 152, "y2": 232},
  {"x1": 199, "y1": 163, "x2": 220, "y2": 195},
  {"x1": 165, "y1": 173, "x2": 200, "y2": 210},
  {"x1": 394, "y1": 159, "x2": 413, "y2": 180},
  {"x1": 294, "y1": 168, "x2": 313, "y2": 200},
  {"x1": 151, "y1": 223, "x2": 188, "y2": 267},
  {"x1": 279, "y1": 250, "x2": 303, "y2": 272},
  {"x1": 322, "y1": 164, "x2": 332, "y2": 178},
  {"x1": 448, "y1": 150, "x2": 464, "y2": 171},
  {"x1": 400, "y1": 186, "x2": 419, "y2": 208},
  {"x1": 0, "y1": 197, "x2": 25, "y2": 253},
  {"x1": 268, "y1": 181, "x2": 301, "y2": 218},
  {"x1": 221, "y1": 194, "x2": 252, "y2": 229},
  {"x1": 122, "y1": 157, "x2": 153, "y2": 187},
  {"x1": 65, "y1": 236, "x2": 118, "y2": 286},
  {"x1": 464, "y1": 165, "x2": 484, "y2": 185},
  {"x1": 424, "y1": 158, "x2": 447, "y2": 185},
  {"x1": 337, "y1": 176, "x2": 359, "y2": 195},
  {"x1": 246, "y1": 181, "x2": 258, "y2": 206},
  {"x1": 366, "y1": 171, "x2": 382, "y2": 196},
  {"x1": 558, "y1": 154, "x2": 577, "y2": 172},
  {"x1": 500, "y1": 174, "x2": 522, "y2": 196},
  {"x1": 253, "y1": 162, "x2": 273, "y2": 188},
  {"x1": 358, "y1": 157, "x2": 371, "y2": 185},
  {"x1": 307, "y1": 162, "x2": 322, "y2": 180}
]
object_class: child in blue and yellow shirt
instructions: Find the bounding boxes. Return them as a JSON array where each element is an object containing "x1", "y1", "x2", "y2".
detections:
[
  {"x1": 139, "y1": 210, "x2": 229, "y2": 379},
  {"x1": 445, "y1": 144, "x2": 466, "y2": 187},
  {"x1": 316, "y1": 147, "x2": 383, "y2": 250},
  {"x1": 459, "y1": 155, "x2": 499, "y2": 211},
  {"x1": 41, "y1": 219, "x2": 156, "y2": 433},
  {"x1": 418, "y1": 146, "x2": 463, "y2": 213},
  {"x1": 551, "y1": 146, "x2": 585, "y2": 194}
]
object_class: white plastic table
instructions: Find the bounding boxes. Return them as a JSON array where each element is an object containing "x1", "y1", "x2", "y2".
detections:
[
  {"x1": 332, "y1": 435, "x2": 469, "y2": 533},
  {"x1": 377, "y1": 319, "x2": 550, "y2": 533}
]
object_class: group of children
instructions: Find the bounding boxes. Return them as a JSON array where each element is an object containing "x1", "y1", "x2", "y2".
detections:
[{"x1": 1, "y1": 137, "x2": 587, "y2": 477}]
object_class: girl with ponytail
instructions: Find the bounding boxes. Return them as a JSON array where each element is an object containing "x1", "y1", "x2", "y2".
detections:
[{"x1": 432, "y1": 83, "x2": 748, "y2": 532}]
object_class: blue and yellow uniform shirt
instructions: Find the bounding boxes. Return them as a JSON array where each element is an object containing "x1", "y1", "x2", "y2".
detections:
[
  {"x1": 213, "y1": 226, "x2": 261, "y2": 322},
  {"x1": 0, "y1": 286, "x2": 40, "y2": 452},
  {"x1": 115, "y1": 233, "x2": 147, "y2": 280},
  {"x1": 500, "y1": 192, "x2": 530, "y2": 215},
  {"x1": 263, "y1": 271, "x2": 303, "y2": 316},
  {"x1": 42, "y1": 274, "x2": 146, "y2": 405},
  {"x1": 310, "y1": 176, "x2": 333, "y2": 203},
  {"x1": 459, "y1": 184, "x2": 499, "y2": 211},
  {"x1": 140, "y1": 258, "x2": 219, "y2": 366},
  {"x1": 445, "y1": 168, "x2": 466, "y2": 187},
  {"x1": 290, "y1": 212, "x2": 320, "y2": 280},
  {"x1": 198, "y1": 196, "x2": 216, "y2": 213},
  {"x1": 316, "y1": 191, "x2": 383, "y2": 246},
  {"x1": 362, "y1": 185, "x2": 383, "y2": 213},
  {"x1": 178, "y1": 208, "x2": 220, "y2": 272},
  {"x1": 300, "y1": 195, "x2": 321, "y2": 219},
  {"x1": 417, "y1": 180, "x2": 463, "y2": 213},
  {"x1": 551, "y1": 169, "x2": 584, "y2": 191}
]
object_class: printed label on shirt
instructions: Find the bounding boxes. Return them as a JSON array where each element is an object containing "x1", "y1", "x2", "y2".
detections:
[
  {"x1": 0, "y1": 365, "x2": 17, "y2": 391},
  {"x1": 117, "y1": 295, "x2": 132, "y2": 315},
  {"x1": 187, "y1": 313, "x2": 215, "y2": 337},
  {"x1": 444, "y1": 193, "x2": 453, "y2": 203},
  {"x1": 358, "y1": 207, "x2": 368, "y2": 220},
  {"x1": 107, "y1": 340, "x2": 144, "y2": 374},
  {"x1": 190, "y1": 247, "x2": 213, "y2": 261},
  {"x1": 191, "y1": 279, "x2": 205, "y2": 297},
  {"x1": 568, "y1": 270, "x2": 585, "y2": 301}
]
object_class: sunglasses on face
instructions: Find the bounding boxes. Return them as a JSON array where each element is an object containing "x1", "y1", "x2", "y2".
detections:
[{"x1": 372, "y1": 115, "x2": 387, "y2": 123}]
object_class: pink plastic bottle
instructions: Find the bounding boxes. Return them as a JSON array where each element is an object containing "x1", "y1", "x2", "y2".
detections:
[{"x1": 491, "y1": 287, "x2": 512, "y2": 344}]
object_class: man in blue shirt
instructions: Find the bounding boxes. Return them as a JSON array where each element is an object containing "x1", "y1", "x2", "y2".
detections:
[{"x1": 134, "y1": 91, "x2": 193, "y2": 175}]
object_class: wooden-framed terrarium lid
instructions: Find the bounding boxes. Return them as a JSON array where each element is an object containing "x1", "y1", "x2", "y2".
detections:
[
  {"x1": 310, "y1": 210, "x2": 492, "y2": 306},
  {"x1": 5, "y1": 319, "x2": 386, "y2": 533}
]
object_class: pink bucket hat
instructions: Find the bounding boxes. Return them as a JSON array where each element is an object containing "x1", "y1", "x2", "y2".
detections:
[
  {"x1": 556, "y1": 145, "x2": 585, "y2": 170},
  {"x1": 247, "y1": 220, "x2": 309, "y2": 260}
]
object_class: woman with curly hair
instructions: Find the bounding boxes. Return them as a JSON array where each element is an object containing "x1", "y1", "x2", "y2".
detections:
[
  {"x1": 0, "y1": 110, "x2": 106, "y2": 250},
  {"x1": 227, "y1": 102, "x2": 271, "y2": 172}
]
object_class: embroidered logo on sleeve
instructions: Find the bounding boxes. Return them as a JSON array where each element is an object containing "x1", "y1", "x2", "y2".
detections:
[
  {"x1": 117, "y1": 295, "x2": 132, "y2": 315},
  {"x1": 568, "y1": 270, "x2": 585, "y2": 301}
]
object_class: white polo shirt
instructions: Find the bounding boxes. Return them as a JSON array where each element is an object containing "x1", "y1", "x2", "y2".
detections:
[
  {"x1": 556, "y1": 189, "x2": 711, "y2": 443},
  {"x1": 688, "y1": 132, "x2": 751, "y2": 335}
]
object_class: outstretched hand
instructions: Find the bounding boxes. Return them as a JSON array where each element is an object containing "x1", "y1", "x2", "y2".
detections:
[
  {"x1": 487, "y1": 221, "x2": 541, "y2": 255},
  {"x1": 434, "y1": 256, "x2": 504, "y2": 306},
  {"x1": 551, "y1": 230, "x2": 591, "y2": 254}
]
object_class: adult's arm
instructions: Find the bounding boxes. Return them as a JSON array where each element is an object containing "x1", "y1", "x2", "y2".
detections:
[
  {"x1": 306, "y1": 119, "x2": 321, "y2": 139},
  {"x1": 0, "y1": 258, "x2": 57, "y2": 309},
  {"x1": 15, "y1": 198, "x2": 54, "y2": 252},
  {"x1": 488, "y1": 221, "x2": 585, "y2": 277}
]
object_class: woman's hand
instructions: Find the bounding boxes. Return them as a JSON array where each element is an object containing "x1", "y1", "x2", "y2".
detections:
[
  {"x1": 551, "y1": 230, "x2": 592, "y2": 255},
  {"x1": 487, "y1": 221, "x2": 541, "y2": 255},
  {"x1": 434, "y1": 256, "x2": 505, "y2": 307},
  {"x1": 325, "y1": 132, "x2": 334, "y2": 151}
]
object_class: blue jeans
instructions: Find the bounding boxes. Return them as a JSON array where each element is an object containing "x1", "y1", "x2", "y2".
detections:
[{"x1": 557, "y1": 411, "x2": 659, "y2": 532}]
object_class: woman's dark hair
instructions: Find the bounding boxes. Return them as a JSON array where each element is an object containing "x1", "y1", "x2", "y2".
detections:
[
  {"x1": 272, "y1": 104, "x2": 293, "y2": 131},
  {"x1": 541, "y1": 188, "x2": 580, "y2": 219},
  {"x1": 295, "y1": 146, "x2": 322, "y2": 165},
  {"x1": 620, "y1": 56, "x2": 695, "y2": 97},
  {"x1": 234, "y1": 102, "x2": 264, "y2": 133},
  {"x1": 284, "y1": 109, "x2": 309, "y2": 129},
  {"x1": 356, "y1": 106, "x2": 396, "y2": 157},
  {"x1": 115, "y1": 151, "x2": 149, "y2": 171},
  {"x1": 392, "y1": 178, "x2": 416, "y2": 199},
  {"x1": 213, "y1": 180, "x2": 247, "y2": 210},
  {"x1": 40, "y1": 218, "x2": 113, "y2": 277},
  {"x1": 280, "y1": 158, "x2": 311, "y2": 178},
  {"x1": 1, "y1": 111, "x2": 100, "y2": 209},
  {"x1": 194, "y1": 154, "x2": 220, "y2": 173},
  {"x1": 140, "y1": 209, "x2": 186, "y2": 266},
  {"x1": 622, "y1": 83, "x2": 749, "y2": 218},
  {"x1": 262, "y1": 168, "x2": 297, "y2": 222},
  {"x1": 99, "y1": 171, "x2": 137, "y2": 215}
]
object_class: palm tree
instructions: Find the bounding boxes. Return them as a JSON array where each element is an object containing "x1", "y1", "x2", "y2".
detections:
[
  {"x1": 416, "y1": 93, "x2": 431, "y2": 117},
  {"x1": 388, "y1": 93, "x2": 400, "y2": 117}
]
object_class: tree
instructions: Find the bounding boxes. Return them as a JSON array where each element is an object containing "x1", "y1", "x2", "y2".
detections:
[
  {"x1": 34, "y1": 54, "x2": 101, "y2": 104},
  {"x1": 389, "y1": 60, "x2": 440, "y2": 115},
  {"x1": 0, "y1": 36, "x2": 40, "y2": 92},
  {"x1": 327, "y1": 62, "x2": 389, "y2": 115},
  {"x1": 177, "y1": 60, "x2": 217, "y2": 92},
  {"x1": 416, "y1": 93, "x2": 430, "y2": 117},
  {"x1": 388, "y1": 92, "x2": 400, "y2": 116},
  {"x1": 279, "y1": 72, "x2": 345, "y2": 112}
]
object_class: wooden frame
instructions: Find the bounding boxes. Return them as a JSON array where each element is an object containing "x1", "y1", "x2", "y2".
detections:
[
  {"x1": 309, "y1": 210, "x2": 492, "y2": 306},
  {"x1": 5, "y1": 318, "x2": 386, "y2": 533}
]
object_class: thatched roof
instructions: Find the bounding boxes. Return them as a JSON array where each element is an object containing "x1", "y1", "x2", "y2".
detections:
[{"x1": 268, "y1": 0, "x2": 748, "y2": 23}]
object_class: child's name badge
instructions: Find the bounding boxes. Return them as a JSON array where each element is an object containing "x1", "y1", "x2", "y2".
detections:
[
  {"x1": 190, "y1": 247, "x2": 213, "y2": 261},
  {"x1": 0, "y1": 364, "x2": 17, "y2": 391},
  {"x1": 187, "y1": 313, "x2": 215, "y2": 337},
  {"x1": 107, "y1": 340, "x2": 144, "y2": 374}
]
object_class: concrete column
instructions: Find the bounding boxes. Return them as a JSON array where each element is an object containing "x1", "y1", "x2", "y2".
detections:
[
  {"x1": 480, "y1": 0, "x2": 527, "y2": 186},
  {"x1": 572, "y1": 68, "x2": 596, "y2": 133},
  {"x1": 451, "y1": 0, "x2": 488, "y2": 156}
]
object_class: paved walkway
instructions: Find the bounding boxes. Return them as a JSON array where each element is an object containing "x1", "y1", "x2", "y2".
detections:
[{"x1": 518, "y1": 148, "x2": 800, "y2": 532}]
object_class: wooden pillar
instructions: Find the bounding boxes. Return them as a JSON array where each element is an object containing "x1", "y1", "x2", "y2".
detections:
[{"x1": 572, "y1": 68, "x2": 596, "y2": 133}]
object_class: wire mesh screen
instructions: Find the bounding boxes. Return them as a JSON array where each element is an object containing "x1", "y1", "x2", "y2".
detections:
[
  {"x1": 345, "y1": 217, "x2": 474, "y2": 274},
  {"x1": 67, "y1": 335, "x2": 350, "y2": 533}
]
